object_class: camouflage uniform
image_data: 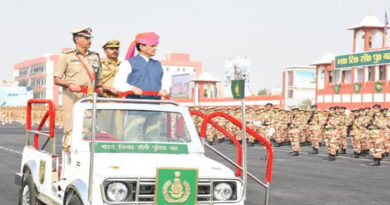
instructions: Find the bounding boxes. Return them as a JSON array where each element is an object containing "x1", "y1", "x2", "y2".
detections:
[
  {"x1": 323, "y1": 109, "x2": 338, "y2": 161},
  {"x1": 288, "y1": 110, "x2": 300, "y2": 156}
]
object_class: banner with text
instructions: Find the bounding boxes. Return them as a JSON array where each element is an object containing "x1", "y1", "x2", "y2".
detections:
[
  {"x1": 335, "y1": 49, "x2": 390, "y2": 69},
  {"x1": 171, "y1": 74, "x2": 191, "y2": 99}
]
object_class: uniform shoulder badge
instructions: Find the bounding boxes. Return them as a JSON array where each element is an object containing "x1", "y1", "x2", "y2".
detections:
[{"x1": 62, "y1": 48, "x2": 75, "y2": 54}]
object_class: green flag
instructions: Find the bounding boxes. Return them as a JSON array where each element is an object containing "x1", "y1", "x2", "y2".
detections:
[
  {"x1": 231, "y1": 79, "x2": 245, "y2": 99},
  {"x1": 155, "y1": 168, "x2": 198, "y2": 205}
]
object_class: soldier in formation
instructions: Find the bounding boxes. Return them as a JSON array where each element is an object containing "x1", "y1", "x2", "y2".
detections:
[{"x1": 189, "y1": 103, "x2": 390, "y2": 166}]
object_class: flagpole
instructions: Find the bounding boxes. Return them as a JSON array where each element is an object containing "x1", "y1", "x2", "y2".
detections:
[
  {"x1": 241, "y1": 73, "x2": 247, "y2": 201},
  {"x1": 241, "y1": 96, "x2": 247, "y2": 200},
  {"x1": 231, "y1": 69, "x2": 247, "y2": 201}
]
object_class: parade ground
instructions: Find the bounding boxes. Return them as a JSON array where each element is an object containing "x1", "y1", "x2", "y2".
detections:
[{"x1": 0, "y1": 123, "x2": 389, "y2": 205}]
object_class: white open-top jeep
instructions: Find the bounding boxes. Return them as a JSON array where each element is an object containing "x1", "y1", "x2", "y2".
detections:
[{"x1": 16, "y1": 92, "x2": 273, "y2": 205}]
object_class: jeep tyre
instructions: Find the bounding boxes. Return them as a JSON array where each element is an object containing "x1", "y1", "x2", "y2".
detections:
[
  {"x1": 19, "y1": 174, "x2": 39, "y2": 205},
  {"x1": 65, "y1": 192, "x2": 83, "y2": 205}
]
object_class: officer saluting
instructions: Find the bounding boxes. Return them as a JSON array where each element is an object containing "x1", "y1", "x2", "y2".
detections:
[{"x1": 54, "y1": 27, "x2": 101, "y2": 134}]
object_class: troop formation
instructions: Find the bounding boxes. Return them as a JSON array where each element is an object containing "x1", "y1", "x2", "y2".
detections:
[
  {"x1": 190, "y1": 103, "x2": 390, "y2": 166},
  {"x1": 1, "y1": 27, "x2": 389, "y2": 168}
]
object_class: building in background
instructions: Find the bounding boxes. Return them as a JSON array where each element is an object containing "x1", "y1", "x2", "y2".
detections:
[
  {"x1": 224, "y1": 55, "x2": 251, "y2": 97},
  {"x1": 0, "y1": 86, "x2": 33, "y2": 106},
  {"x1": 313, "y1": 15, "x2": 390, "y2": 110},
  {"x1": 13, "y1": 54, "x2": 60, "y2": 105},
  {"x1": 282, "y1": 66, "x2": 316, "y2": 109},
  {"x1": 160, "y1": 53, "x2": 202, "y2": 90}
]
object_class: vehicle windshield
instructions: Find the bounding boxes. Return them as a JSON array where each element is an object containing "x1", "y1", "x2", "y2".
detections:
[{"x1": 82, "y1": 109, "x2": 191, "y2": 143}]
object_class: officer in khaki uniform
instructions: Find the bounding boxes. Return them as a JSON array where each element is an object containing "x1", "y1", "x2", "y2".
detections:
[
  {"x1": 54, "y1": 27, "x2": 101, "y2": 133},
  {"x1": 101, "y1": 39, "x2": 121, "y2": 97}
]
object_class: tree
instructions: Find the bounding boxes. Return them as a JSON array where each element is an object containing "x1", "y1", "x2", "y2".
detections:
[
  {"x1": 257, "y1": 88, "x2": 270, "y2": 96},
  {"x1": 298, "y1": 99, "x2": 312, "y2": 110}
]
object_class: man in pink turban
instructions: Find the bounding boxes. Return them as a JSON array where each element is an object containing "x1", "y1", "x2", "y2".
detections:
[{"x1": 113, "y1": 32, "x2": 169, "y2": 99}]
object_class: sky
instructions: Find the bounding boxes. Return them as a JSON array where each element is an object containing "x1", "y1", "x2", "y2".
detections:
[{"x1": 0, "y1": 0, "x2": 389, "y2": 92}]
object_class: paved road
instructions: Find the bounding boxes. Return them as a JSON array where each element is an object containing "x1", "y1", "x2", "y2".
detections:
[{"x1": 0, "y1": 123, "x2": 389, "y2": 205}]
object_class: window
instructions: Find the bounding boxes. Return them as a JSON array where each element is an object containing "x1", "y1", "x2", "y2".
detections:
[
  {"x1": 33, "y1": 91, "x2": 45, "y2": 99},
  {"x1": 356, "y1": 69, "x2": 364, "y2": 82},
  {"x1": 83, "y1": 110, "x2": 191, "y2": 143},
  {"x1": 379, "y1": 65, "x2": 386, "y2": 81},
  {"x1": 288, "y1": 90, "x2": 293, "y2": 98},
  {"x1": 342, "y1": 70, "x2": 351, "y2": 83},
  {"x1": 334, "y1": 70, "x2": 341, "y2": 83},
  {"x1": 367, "y1": 66, "x2": 375, "y2": 81},
  {"x1": 328, "y1": 71, "x2": 334, "y2": 83},
  {"x1": 177, "y1": 68, "x2": 180, "y2": 72},
  {"x1": 19, "y1": 67, "x2": 29, "y2": 77},
  {"x1": 318, "y1": 67, "x2": 325, "y2": 90},
  {"x1": 166, "y1": 67, "x2": 169, "y2": 72},
  {"x1": 288, "y1": 71, "x2": 293, "y2": 86},
  {"x1": 19, "y1": 80, "x2": 27, "y2": 86},
  {"x1": 193, "y1": 68, "x2": 196, "y2": 72}
]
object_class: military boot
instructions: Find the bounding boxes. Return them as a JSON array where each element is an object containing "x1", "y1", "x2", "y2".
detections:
[
  {"x1": 352, "y1": 151, "x2": 360, "y2": 158},
  {"x1": 272, "y1": 141, "x2": 281, "y2": 147},
  {"x1": 323, "y1": 154, "x2": 336, "y2": 161},
  {"x1": 340, "y1": 149, "x2": 346, "y2": 154},
  {"x1": 309, "y1": 148, "x2": 318, "y2": 154},
  {"x1": 288, "y1": 151, "x2": 299, "y2": 156},
  {"x1": 335, "y1": 150, "x2": 339, "y2": 156},
  {"x1": 368, "y1": 158, "x2": 381, "y2": 166},
  {"x1": 207, "y1": 140, "x2": 213, "y2": 145}
]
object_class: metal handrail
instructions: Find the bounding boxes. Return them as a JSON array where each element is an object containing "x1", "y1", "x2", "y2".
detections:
[
  {"x1": 190, "y1": 110, "x2": 243, "y2": 176},
  {"x1": 200, "y1": 112, "x2": 273, "y2": 183},
  {"x1": 199, "y1": 111, "x2": 273, "y2": 205},
  {"x1": 77, "y1": 97, "x2": 179, "y2": 106},
  {"x1": 204, "y1": 143, "x2": 268, "y2": 188},
  {"x1": 26, "y1": 99, "x2": 56, "y2": 154}
]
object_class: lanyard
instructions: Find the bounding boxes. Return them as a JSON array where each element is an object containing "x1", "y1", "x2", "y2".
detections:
[{"x1": 75, "y1": 54, "x2": 94, "y2": 83}]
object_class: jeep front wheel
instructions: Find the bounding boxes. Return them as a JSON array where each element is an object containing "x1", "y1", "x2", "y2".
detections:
[
  {"x1": 65, "y1": 192, "x2": 83, "y2": 205},
  {"x1": 19, "y1": 174, "x2": 39, "y2": 205}
]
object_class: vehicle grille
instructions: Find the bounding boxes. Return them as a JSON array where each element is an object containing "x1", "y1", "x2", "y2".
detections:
[{"x1": 136, "y1": 178, "x2": 212, "y2": 202}]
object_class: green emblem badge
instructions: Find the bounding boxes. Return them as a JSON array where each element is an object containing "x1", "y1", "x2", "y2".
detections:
[
  {"x1": 39, "y1": 160, "x2": 46, "y2": 184},
  {"x1": 375, "y1": 82, "x2": 383, "y2": 93},
  {"x1": 334, "y1": 84, "x2": 340, "y2": 94},
  {"x1": 231, "y1": 79, "x2": 245, "y2": 99},
  {"x1": 155, "y1": 168, "x2": 198, "y2": 205},
  {"x1": 353, "y1": 83, "x2": 361, "y2": 93}
]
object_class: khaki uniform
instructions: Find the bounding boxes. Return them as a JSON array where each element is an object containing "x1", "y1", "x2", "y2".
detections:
[
  {"x1": 309, "y1": 119, "x2": 322, "y2": 150},
  {"x1": 368, "y1": 115, "x2": 386, "y2": 159},
  {"x1": 54, "y1": 49, "x2": 100, "y2": 132},
  {"x1": 288, "y1": 114, "x2": 301, "y2": 152},
  {"x1": 101, "y1": 59, "x2": 121, "y2": 97},
  {"x1": 324, "y1": 114, "x2": 338, "y2": 156}
]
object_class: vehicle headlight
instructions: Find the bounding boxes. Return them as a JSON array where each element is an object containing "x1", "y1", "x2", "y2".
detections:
[
  {"x1": 106, "y1": 182, "x2": 129, "y2": 202},
  {"x1": 213, "y1": 182, "x2": 233, "y2": 201}
]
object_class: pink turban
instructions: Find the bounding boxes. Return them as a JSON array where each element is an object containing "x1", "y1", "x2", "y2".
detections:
[{"x1": 124, "y1": 32, "x2": 160, "y2": 60}]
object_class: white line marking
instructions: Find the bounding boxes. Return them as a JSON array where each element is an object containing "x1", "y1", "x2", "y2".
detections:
[
  {"x1": 274, "y1": 148, "x2": 390, "y2": 165},
  {"x1": 0, "y1": 146, "x2": 22, "y2": 155}
]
